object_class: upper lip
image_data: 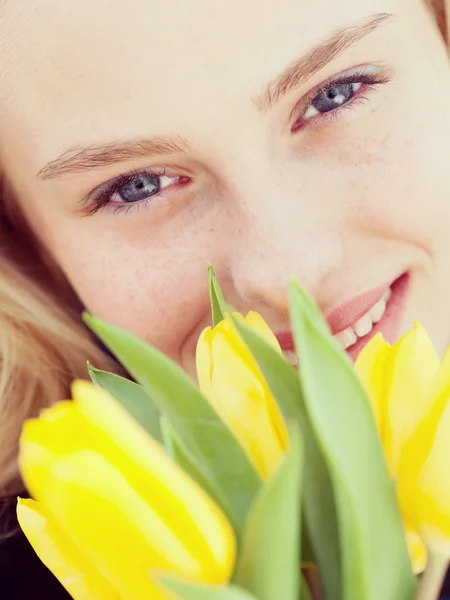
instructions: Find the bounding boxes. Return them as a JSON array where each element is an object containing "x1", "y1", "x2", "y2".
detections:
[{"x1": 274, "y1": 280, "x2": 393, "y2": 351}]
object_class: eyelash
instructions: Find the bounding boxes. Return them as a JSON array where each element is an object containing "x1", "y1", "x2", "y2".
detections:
[
  {"x1": 86, "y1": 68, "x2": 393, "y2": 217},
  {"x1": 103, "y1": 194, "x2": 154, "y2": 217},
  {"x1": 84, "y1": 168, "x2": 185, "y2": 217},
  {"x1": 292, "y1": 68, "x2": 392, "y2": 131}
]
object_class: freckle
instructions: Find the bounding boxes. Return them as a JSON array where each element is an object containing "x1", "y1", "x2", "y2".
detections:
[{"x1": 209, "y1": 227, "x2": 215, "y2": 232}]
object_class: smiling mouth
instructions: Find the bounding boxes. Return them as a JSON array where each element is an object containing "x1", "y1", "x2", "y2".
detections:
[
  {"x1": 276, "y1": 273, "x2": 410, "y2": 364},
  {"x1": 333, "y1": 288, "x2": 392, "y2": 350}
]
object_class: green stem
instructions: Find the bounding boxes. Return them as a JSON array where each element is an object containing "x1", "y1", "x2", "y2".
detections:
[{"x1": 415, "y1": 554, "x2": 449, "y2": 600}]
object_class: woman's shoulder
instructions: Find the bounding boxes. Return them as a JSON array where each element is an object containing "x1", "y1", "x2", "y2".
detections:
[{"x1": 0, "y1": 495, "x2": 71, "y2": 599}]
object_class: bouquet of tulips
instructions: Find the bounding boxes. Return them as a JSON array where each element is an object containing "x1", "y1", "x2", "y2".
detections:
[{"x1": 16, "y1": 267, "x2": 450, "y2": 600}]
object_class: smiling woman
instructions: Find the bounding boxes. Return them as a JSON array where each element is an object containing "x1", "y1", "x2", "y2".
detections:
[{"x1": 1, "y1": 0, "x2": 450, "y2": 598}]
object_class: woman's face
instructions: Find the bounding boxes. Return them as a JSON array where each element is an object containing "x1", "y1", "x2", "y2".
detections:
[{"x1": 1, "y1": 0, "x2": 450, "y2": 375}]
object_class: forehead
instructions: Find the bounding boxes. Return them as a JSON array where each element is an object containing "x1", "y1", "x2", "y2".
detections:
[{"x1": 0, "y1": 0, "x2": 395, "y2": 159}]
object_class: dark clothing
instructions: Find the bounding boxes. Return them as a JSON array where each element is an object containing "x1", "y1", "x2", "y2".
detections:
[{"x1": 2, "y1": 495, "x2": 450, "y2": 599}]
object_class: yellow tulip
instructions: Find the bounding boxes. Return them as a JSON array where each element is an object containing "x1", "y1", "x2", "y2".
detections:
[
  {"x1": 356, "y1": 323, "x2": 450, "y2": 573},
  {"x1": 17, "y1": 381, "x2": 236, "y2": 600},
  {"x1": 196, "y1": 311, "x2": 289, "y2": 480}
]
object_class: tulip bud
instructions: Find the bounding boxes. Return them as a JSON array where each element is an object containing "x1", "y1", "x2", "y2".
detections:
[
  {"x1": 356, "y1": 323, "x2": 450, "y2": 573},
  {"x1": 196, "y1": 311, "x2": 288, "y2": 480},
  {"x1": 18, "y1": 381, "x2": 236, "y2": 599}
]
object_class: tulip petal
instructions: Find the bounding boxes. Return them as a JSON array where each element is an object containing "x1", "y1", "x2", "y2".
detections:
[
  {"x1": 17, "y1": 498, "x2": 120, "y2": 599},
  {"x1": 429, "y1": 344, "x2": 450, "y2": 412},
  {"x1": 40, "y1": 450, "x2": 230, "y2": 599},
  {"x1": 240, "y1": 315, "x2": 288, "y2": 450},
  {"x1": 72, "y1": 381, "x2": 235, "y2": 574},
  {"x1": 355, "y1": 333, "x2": 391, "y2": 433},
  {"x1": 19, "y1": 402, "x2": 86, "y2": 500},
  {"x1": 201, "y1": 319, "x2": 286, "y2": 479},
  {"x1": 404, "y1": 526, "x2": 427, "y2": 575},
  {"x1": 196, "y1": 327, "x2": 214, "y2": 395},
  {"x1": 244, "y1": 312, "x2": 282, "y2": 353},
  {"x1": 402, "y1": 346, "x2": 450, "y2": 489},
  {"x1": 407, "y1": 398, "x2": 450, "y2": 554},
  {"x1": 218, "y1": 317, "x2": 258, "y2": 370},
  {"x1": 384, "y1": 324, "x2": 439, "y2": 474},
  {"x1": 20, "y1": 385, "x2": 235, "y2": 587}
]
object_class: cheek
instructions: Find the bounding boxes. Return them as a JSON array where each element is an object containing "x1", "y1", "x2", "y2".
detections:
[
  {"x1": 321, "y1": 111, "x2": 450, "y2": 252},
  {"x1": 361, "y1": 136, "x2": 450, "y2": 248},
  {"x1": 42, "y1": 215, "x2": 228, "y2": 364}
]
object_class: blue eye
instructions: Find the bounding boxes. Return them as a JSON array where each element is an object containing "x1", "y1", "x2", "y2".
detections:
[
  {"x1": 89, "y1": 170, "x2": 183, "y2": 214},
  {"x1": 117, "y1": 174, "x2": 161, "y2": 203},
  {"x1": 85, "y1": 168, "x2": 185, "y2": 216},
  {"x1": 291, "y1": 67, "x2": 394, "y2": 131},
  {"x1": 304, "y1": 82, "x2": 363, "y2": 120}
]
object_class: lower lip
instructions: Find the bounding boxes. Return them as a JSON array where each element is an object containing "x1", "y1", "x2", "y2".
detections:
[{"x1": 346, "y1": 273, "x2": 409, "y2": 362}]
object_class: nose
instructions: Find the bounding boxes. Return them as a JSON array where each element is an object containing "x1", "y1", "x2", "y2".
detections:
[{"x1": 227, "y1": 181, "x2": 344, "y2": 313}]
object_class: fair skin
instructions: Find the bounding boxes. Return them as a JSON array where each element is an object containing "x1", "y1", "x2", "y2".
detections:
[{"x1": 1, "y1": 0, "x2": 450, "y2": 378}]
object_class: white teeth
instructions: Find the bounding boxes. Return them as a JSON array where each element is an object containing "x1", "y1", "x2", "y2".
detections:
[
  {"x1": 335, "y1": 327, "x2": 357, "y2": 350},
  {"x1": 369, "y1": 299, "x2": 387, "y2": 324},
  {"x1": 353, "y1": 314, "x2": 373, "y2": 337},
  {"x1": 334, "y1": 286, "x2": 392, "y2": 351}
]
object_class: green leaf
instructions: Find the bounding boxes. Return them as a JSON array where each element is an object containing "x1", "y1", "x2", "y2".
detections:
[
  {"x1": 289, "y1": 280, "x2": 416, "y2": 600},
  {"x1": 160, "y1": 416, "x2": 176, "y2": 456},
  {"x1": 208, "y1": 264, "x2": 228, "y2": 326},
  {"x1": 84, "y1": 314, "x2": 262, "y2": 536},
  {"x1": 159, "y1": 578, "x2": 258, "y2": 600},
  {"x1": 159, "y1": 416, "x2": 220, "y2": 501},
  {"x1": 88, "y1": 365, "x2": 163, "y2": 444},
  {"x1": 234, "y1": 423, "x2": 302, "y2": 600},
  {"x1": 230, "y1": 315, "x2": 341, "y2": 599}
]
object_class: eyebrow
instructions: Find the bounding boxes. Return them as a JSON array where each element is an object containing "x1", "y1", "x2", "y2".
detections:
[
  {"x1": 37, "y1": 12, "x2": 392, "y2": 181},
  {"x1": 253, "y1": 12, "x2": 393, "y2": 112},
  {"x1": 37, "y1": 136, "x2": 191, "y2": 180}
]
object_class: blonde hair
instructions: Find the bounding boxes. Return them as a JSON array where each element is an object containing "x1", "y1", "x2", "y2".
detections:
[
  {"x1": 0, "y1": 185, "x2": 116, "y2": 497},
  {"x1": 0, "y1": 0, "x2": 449, "y2": 498}
]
